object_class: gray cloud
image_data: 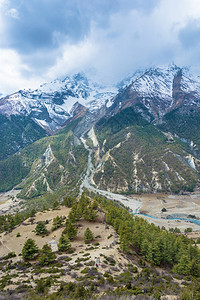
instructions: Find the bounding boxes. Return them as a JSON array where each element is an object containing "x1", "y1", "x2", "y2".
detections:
[
  {"x1": 0, "y1": 0, "x2": 200, "y2": 94},
  {"x1": 2, "y1": 0, "x2": 160, "y2": 54},
  {"x1": 179, "y1": 20, "x2": 200, "y2": 49}
]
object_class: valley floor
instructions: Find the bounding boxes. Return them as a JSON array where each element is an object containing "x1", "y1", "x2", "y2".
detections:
[
  {"x1": 1, "y1": 189, "x2": 200, "y2": 235},
  {"x1": 128, "y1": 192, "x2": 200, "y2": 234},
  {"x1": 0, "y1": 189, "x2": 22, "y2": 216}
]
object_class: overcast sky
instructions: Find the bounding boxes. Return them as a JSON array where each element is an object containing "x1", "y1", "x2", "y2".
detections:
[{"x1": 0, "y1": 0, "x2": 200, "y2": 95}]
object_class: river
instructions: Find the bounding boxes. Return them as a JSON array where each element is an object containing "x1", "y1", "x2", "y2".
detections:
[
  {"x1": 80, "y1": 136, "x2": 200, "y2": 229},
  {"x1": 79, "y1": 137, "x2": 141, "y2": 213}
]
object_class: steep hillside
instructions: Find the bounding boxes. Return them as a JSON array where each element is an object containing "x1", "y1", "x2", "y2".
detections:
[
  {"x1": 0, "y1": 114, "x2": 47, "y2": 160},
  {"x1": 107, "y1": 65, "x2": 200, "y2": 123},
  {"x1": 0, "y1": 65, "x2": 200, "y2": 197},
  {"x1": 0, "y1": 119, "x2": 88, "y2": 201},
  {"x1": 93, "y1": 107, "x2": 200, "y2": 194},
  {"x1": 158, "y1": 108, "x2": 200, "y2": 157}
]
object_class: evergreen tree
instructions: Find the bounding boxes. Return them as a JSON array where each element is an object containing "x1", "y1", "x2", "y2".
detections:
[
  {"x1": 52, "y1": 200, "x2": 60, "y2": 210},
  {"x1": 68, "y1": 209, "x2": 77, "y2": 223},
  {"x1": 83, "y1": 207, "x2": 98, "y2": 222},
  {"x1": 84, "y1": 228, "x2": 94, "y2": 244},
  {"x1": 14, "y1": 212, "x2": 23, "y2": 226},
  {"x1": 30, "y1": 209, "x2": 36, "y2": 217},
  {"x1": 63, "y1": 220, "x2": 77, "y2": 240},
  {"x1": 91, "y1": 201, "x2": 98, "y2": 210},
  {"x1": 173, "y1": 254, "x2": 192, "y2": 275},
  {"x1": 22, "y1": 239, "x2": 39, "y2": 260},
  {"x1": 51, "y1": 216, "x2": 63, "y2": 231},
  {"x1": 58, "y1": 234, "x2": 71, "y2": 252},
  {"x1": 63, "y1": 196, "x2": 75, "y2": 207},
  {"x1": 35, "y1": 221, "x2": 48, "y2": 235},
  {"x1": 39, "y1": 244, "x2": 56, "y2": 266}
]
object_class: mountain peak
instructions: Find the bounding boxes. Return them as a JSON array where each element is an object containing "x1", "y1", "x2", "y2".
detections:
[{"x1": 0, "y1": 72, "x2": 117, "y2": 132}]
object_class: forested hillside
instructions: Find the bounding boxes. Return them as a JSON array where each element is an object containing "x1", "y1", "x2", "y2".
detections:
[
  {"x1": 0, "y1": 192, "x2": 199, "y2": 299},
  {"x1": 93, "y1": 107, "x2": 200, "y2": 194}
]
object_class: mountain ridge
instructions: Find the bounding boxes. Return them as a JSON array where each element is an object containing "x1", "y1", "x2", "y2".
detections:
[{"x1": 0, "y1": 64, "x2": 200, "y2": 196}]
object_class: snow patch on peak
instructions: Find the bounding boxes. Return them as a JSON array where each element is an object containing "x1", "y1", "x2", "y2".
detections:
[
  {"x1": 0, "y1": 73, "x2": 117, "y2": 132},
  {"x1": 131, "y1": 65, "x2": 178, "y2": 100}
]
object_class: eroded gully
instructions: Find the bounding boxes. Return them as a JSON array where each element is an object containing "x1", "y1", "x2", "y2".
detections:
[
  {"x1": 79, "y1": 137, "x2": 200, "y2": 228},
  {"x1": 79, "y1": 137, "x2": 141, "y2": 213}
]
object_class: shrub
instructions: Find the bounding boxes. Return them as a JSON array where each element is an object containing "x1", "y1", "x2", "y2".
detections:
[
  {"x1": 3, "y1": 252, "x2": 16, "y2": 260},
  {"x1": 185, "y1": 228, "x2": 193, "y2": 233},
  {"x1": 93, "y1": 242, "x2": 99, "y2": 246}
]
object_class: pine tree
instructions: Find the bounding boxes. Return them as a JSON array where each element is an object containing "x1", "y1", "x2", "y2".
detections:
[
  {"x1": 35, "y1": 221, "x2": 48, "y2": 235},
  {"x1": 84, "y1": 228, "x2": 94, "y2": 244},
  {"x1": 51, "y1": 216, "x2": 63, "y2": 231},
  {"x1": 58, "y1": 234, "x2": 71, "y2": 252},
  {"x1": 22, "y1": 239, "x2": 39, "y2": 260},
  {"x1": 63, "y1": 220, "x2": 77, "y2": 240},
  {"x1": 39, "y1": 244, "x2": 56, "y2": 266},
  {"x1": 14, "y1": 212, "x2": 23, "y2": 225},
  {"x1": 173, "y1": 254, "x2": 192, "y2": 275},
  {"x1": 52, "y1": 200, "x2": 60, "y2": 210},
  {"x1": 63, "y1": 196, "x2": 75, "y2": 207},
  {"x1": 83, "y1": 207, "x2": 97, "y2": 222},
  {"x1": 91, "y1": 201, "x2": 98, "y2": 210}
]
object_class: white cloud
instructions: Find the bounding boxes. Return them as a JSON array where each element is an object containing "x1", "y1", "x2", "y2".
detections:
[
  {"x1": 47, "y1": 38, "x2": 98, "y2": 80},
  {"x1": 6, "y1": 8, "x2": 19, "y2": 19},
  {"x1": 1, "y1": 0, "x2": 200, "y2": 94},
  {"x1": 45, "y1": 0, "x2": 200, "y2": 84},
  {"x1": 0, "y1": 49, "x2": 42, "y2": 95}
]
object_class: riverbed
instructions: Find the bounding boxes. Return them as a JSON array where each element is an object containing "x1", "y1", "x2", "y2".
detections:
[
  {"x1": 80, "y1": 135, "x2": 200, "y2": 233},
  {"x1": 0, "y1": 189, "x2": 22, "y2": 215}
]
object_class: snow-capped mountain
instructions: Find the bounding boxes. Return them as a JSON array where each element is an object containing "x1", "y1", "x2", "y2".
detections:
[
  {"x1": 109, "y1": 65, "x2": 200, "y2": 121},
  {"x1": 1, "y1": 65, "x2": 200, "y2": 134},
  {"x1": 0, "y1": 73, "x2": 117, "y2": 132},
  {"x1": 1, "y1": 64, "x2": 200, "y2": 195}
]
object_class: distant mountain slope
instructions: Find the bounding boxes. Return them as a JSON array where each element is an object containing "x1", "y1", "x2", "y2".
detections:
[
  {"x1": 93, "y1": 107, "x2": 199, "y2": 193},
  {"x1": 158, "y1": 108, "x2": 200, "y2": 157},
  {"x1": 0, "y1": 115, "x2": 47, "y2": 160},
  {"x1": 0, "y1": 119, "x2": 88, "y2": 199},
  {"x1": 0, "y1": 73, "x2": 117, "y2": 160},
  {"x1": 0, "y1": 73, "x2": 117, "y2": 132},
  {"x1": 107, "y1": 65, "x2": 200, "y2": 123},
  {"x1": 0, "y1": 64, "x2": 200, "y2": 197}
]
